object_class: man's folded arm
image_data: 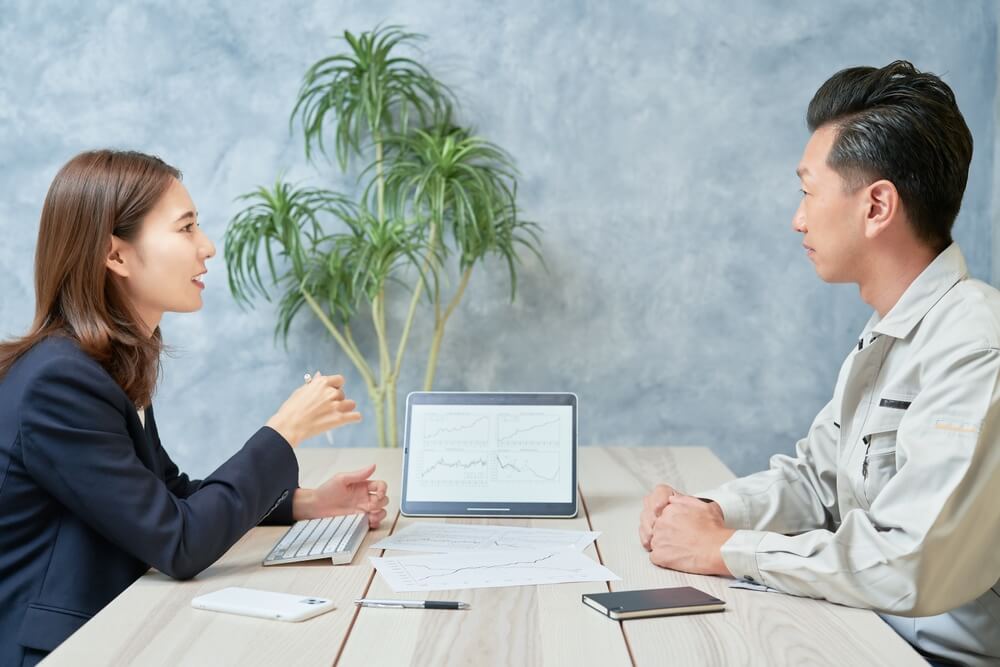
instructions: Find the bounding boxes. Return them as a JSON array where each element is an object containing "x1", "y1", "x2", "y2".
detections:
[
  {"x1": 714, "y1": 347, "x2": 1000, "y2": 617},
  {"x1": 698, "y1": 398, "x2": 842, "y2": 535}
]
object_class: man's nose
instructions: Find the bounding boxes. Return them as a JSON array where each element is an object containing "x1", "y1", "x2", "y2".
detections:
[{"x1": 791, "y1": 207, "x2": 806, "y2": 233}]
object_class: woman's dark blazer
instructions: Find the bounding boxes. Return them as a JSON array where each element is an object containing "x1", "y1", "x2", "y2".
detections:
[{"x1": 0, "y1": 336, "x2": 299, "y2": 666}]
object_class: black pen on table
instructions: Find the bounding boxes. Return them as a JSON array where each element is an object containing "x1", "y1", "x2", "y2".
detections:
[{"x1": 354, "y1": 599, "x2": 470, "y2": 610}]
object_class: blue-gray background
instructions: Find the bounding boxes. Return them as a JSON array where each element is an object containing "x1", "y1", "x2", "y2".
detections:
[{"x1": 0, "y1": 1, "x2": 996, "y2": 479}]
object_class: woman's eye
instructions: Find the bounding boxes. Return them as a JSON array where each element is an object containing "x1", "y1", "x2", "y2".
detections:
[
  {"x1": 182, "y1": 222, "x2": 195, "y2": 232},
  {"x1": 799, "y1": 189, "x2": 809, "y2": 198}
]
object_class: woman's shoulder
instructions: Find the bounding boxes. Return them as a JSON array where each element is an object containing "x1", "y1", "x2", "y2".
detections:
[
  {"x1": 20, "y1": 335, "x2": 96, "y2": 368},
  {"x1": 6, "y1": 335, "x2": 122, "y2": 398}
]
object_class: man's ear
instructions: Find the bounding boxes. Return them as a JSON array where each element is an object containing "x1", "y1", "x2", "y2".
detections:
[
  {"x1": 863, "y1": 179, "x2": 900, "y2": 240},
  {"x1": 105, "y1": 235, "x2": 130, "y2": 278}
]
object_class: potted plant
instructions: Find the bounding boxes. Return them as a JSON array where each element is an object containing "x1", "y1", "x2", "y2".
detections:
[{"x1": 225, "y1": 25, "x2": 542, "y2": 447}]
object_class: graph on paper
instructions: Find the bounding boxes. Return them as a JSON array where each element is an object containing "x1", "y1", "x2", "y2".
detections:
[
  {"x1": 370, "y1": 550, "x2": 619, "y2": 592},
  {"x1": 405, "y1": 404, "x2": 574, "y2": 503},
  {"x1": 370, "y1": 523, "x2": 599, "y2": 553}
]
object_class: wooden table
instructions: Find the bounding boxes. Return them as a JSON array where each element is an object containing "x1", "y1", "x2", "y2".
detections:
[{"x1": 43, "y1": 448, "x2": 924, "y2": 666}]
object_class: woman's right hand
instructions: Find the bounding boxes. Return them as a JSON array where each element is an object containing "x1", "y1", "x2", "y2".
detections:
[{"x1": 265, "y1": 372, "x2": 362, "y2": 447}]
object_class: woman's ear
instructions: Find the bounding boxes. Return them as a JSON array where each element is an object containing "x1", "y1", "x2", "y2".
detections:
[{"x1": 106, "y1": 235, "x2": 130, "y2": 278}]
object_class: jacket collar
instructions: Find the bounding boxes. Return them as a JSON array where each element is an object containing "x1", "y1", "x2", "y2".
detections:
[{"x1": 863, "y1": 243, "x2": 968, "y2": 340}]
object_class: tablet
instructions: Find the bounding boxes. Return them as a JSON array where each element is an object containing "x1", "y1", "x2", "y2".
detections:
[{"x1": 400, "y1": 392, "x2": 578, "y2": 517}]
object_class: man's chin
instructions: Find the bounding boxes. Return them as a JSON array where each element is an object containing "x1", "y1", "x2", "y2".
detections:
[{"x1": 813, "y1": 265, "x2": 851, "y2": 284}]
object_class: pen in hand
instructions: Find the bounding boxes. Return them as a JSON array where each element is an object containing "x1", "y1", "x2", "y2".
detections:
[
  {"x1": 304, "y1": 370, "x2": 336, "y2": 446},
  {"x1": 354, "y1": 599, "x2": 470, "y2": 610}
]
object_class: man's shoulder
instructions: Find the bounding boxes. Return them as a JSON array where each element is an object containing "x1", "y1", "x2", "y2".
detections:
[{"x1": 922, "y1": 278, "x2": 1000, "y2": 351}]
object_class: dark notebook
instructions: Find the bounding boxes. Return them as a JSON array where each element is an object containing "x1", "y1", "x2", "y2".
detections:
[{"x1": 582, "y1": 586, "x2": 726, "y2": 620}]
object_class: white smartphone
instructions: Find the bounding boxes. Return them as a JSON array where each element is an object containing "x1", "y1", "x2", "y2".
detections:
[{"x1": 191, "y1": 586, "x2": 336, "y2": 622}]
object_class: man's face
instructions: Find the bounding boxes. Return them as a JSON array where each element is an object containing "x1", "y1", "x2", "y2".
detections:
[{"x1": 793, "y1": 124, "x2": 868, "y2": 283}]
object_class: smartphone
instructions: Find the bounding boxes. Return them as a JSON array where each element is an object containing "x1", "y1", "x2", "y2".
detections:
[{"x1": 191, "y1": 586, "x2": 336, "y2": 622}]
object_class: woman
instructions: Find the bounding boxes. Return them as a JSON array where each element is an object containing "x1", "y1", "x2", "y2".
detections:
[{"x1": 0, "y1": 150, "x2": 389, "y2": 666}]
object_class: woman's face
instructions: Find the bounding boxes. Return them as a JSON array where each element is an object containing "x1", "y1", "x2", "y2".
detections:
[{"x1": 107, "y1": 178, "x2": 216, "y2": 333}]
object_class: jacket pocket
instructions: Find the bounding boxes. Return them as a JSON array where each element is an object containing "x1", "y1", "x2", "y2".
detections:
[
  {"x1": 860, "y1": 407, "x2": 905, "y2": 506},
  {"x1": 17, "y1": 602, "x2": 92, "y2": 652}
]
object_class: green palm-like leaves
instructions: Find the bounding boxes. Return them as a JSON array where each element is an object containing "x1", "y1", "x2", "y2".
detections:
[
  {"x1": 225, "y1": 25, "x2": 543, "y2": 446},
  {"x1": 309, "y1": 208, "x2": 436, "y2": 323},
  {"x1": 291, "y1": 25, "x2": 454, "y2": 168},
  {"x1": 474, "y1": 196, "x2": 544, "y2": 301},
  {"x1": 226, "y1": 182, "x2": 350, "y2": 339},
  {"x1": 381, "y1": 122, "x2": 541, "y2": 297},
  {"x1": 224, "y1": 181, "x2": 346, "y2": 302},
  {"x1": 226, "y1": 181, "x2": 432, "y2": 340}
]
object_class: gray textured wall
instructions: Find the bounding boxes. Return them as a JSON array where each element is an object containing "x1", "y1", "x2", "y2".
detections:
[
  {"x1": 994, "y1": 21, "x2": 1000, "y2": 290},
  {"x1": 0, "y1": 1, "x2": 996, "y2": 480}
]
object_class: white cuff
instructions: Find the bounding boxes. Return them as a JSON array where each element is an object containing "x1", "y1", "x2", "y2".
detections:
[
  {"x1": 697, "y1": 485, "x2": 750, "y2": 530},
  {"x1": 720, "y1": 529, "x2": 768, "y2": 586}
]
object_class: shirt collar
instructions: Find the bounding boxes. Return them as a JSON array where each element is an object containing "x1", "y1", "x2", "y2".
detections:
[{"x1": 864, "y1": 243, "x2": 968, "y2": 340}]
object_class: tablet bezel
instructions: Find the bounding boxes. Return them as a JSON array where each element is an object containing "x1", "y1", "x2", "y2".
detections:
[{"x1": 400, "y1": 392, "x2": 578, "y2": 518}]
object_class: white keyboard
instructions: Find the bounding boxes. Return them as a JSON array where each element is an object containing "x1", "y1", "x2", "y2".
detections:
[{"x1": 263, "y1": 513, "x2": 369, "y2": 566}]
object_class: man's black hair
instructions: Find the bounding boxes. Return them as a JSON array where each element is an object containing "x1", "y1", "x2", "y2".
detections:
[{"x1": 807, "y1": 60, "x2": 973, "y2": 252}]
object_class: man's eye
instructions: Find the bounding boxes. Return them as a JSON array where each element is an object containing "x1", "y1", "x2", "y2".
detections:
[
  {"x1": 182, "y1": 222, "x2": 195, "y2": 232},
  {"x1": 799, "y1": 189, "x2": 809, "y2": 197}
]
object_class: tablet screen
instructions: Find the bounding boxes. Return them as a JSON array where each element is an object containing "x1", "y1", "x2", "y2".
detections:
[{"x1": 402, "y1": 393, "x2": 577, "y2": 515}]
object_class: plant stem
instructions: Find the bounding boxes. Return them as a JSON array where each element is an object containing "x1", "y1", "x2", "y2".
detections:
[
  {"x1": 423, "y1": 266, "x2": 473, "y2": 390},
  {"x1": 374, "y1": 133, "x2": 385, "y2": 225},
  {"x1": 444, "y1": 266, "x2": 473, "y2": 322},
  {"x1": 370, "y1": 385, "x2": 386, "y2": 449},
  {"x1": 388, "y1": 276, "x2": 423, "y2": 448},
  {"x1": 343, "y1": 324, "x2": 368, "y2": 379},
  {"x1": 394, "y1": 273, "x2": 426, "y2": 379},
  {"x1": 374, "y1": 293, "x2": 392, "y2": 386},
  {"x1": 343, "y1": 322, "x2": 390, "y2": 446},
  {"x1": 371, "y1": 291, "x2": 394, "y2": 447},
  {"x1": 387, "y1": 379, "x2": 398, "y2": 449},
  {"x1": 372, "y1": 133, "x2": 396, "y2": 447},
  {"x1": 301, "y1": 287, "x2": 385, "y2": 447},
  {"x1": 388, "y1": 220, "x2": 441, "y2": 446},
  {"x1": 300, "y1": 287, "x2": 376, "y2": 390}
]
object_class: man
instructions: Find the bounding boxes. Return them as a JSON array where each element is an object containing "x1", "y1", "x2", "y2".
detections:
[{"x1": 639, "y1": 61, "x2": 1000, "y2": 666}]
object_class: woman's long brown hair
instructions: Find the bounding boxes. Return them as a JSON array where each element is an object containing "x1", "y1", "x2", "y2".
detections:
[{"x1": 0, "y1": 150, "x2": 181, "y2": 406}]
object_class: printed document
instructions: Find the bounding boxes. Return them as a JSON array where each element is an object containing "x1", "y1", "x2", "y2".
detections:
[
  {"x1": 369, "y1": 523, "x2": 599, "y2": 553},
  {"x1": 370, "y1": 550, "x2": 620, "y2": 592}
]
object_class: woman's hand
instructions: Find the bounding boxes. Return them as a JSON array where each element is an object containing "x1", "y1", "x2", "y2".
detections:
[
  {"x1": 265, "y1": 372, "x2": 361, "y2": 447},
  {"x1": 292, "y1": 464, "x2": 389, "y2": 528}
]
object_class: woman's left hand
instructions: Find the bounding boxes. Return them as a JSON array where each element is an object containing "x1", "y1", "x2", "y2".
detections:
[{"x1": 293, "y1": 464, "x2": 389, "y2": 528}]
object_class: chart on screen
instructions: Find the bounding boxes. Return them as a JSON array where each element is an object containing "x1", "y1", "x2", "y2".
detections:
[{"x1": 406, "y1": 403, "x2": 574, "y2": 503}]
